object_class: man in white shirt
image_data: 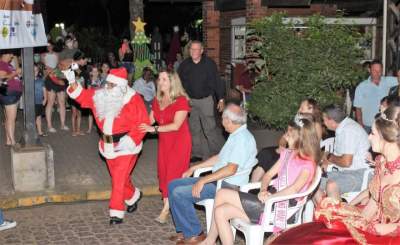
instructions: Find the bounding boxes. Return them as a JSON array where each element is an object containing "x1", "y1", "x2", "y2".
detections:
[
  {"x1": 354, "y1": 60, "x2": 398, "y2": 133},
  {"x1": 316, "y1": 104, "x2": 371, "y2": 203},
  {"x1": 133, "y1": 67, "x2": 155, "y2": 112}
]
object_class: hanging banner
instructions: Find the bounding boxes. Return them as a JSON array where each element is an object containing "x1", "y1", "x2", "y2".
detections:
[{"x1": 0, "y1": 0, "x2": 47, "y2": 49}]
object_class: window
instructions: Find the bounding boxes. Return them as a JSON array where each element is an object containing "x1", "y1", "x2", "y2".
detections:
[{"x1": 231, "y1": 17, "x2": 246, "y2": 63}]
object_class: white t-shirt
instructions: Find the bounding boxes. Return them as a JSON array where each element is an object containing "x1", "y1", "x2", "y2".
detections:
[
  {"x1": 133, "y1": 78, "x2": 156, "y2": 102},
  {"x1": 334, "y1": 117, "x2": 370, "y2": 170}
]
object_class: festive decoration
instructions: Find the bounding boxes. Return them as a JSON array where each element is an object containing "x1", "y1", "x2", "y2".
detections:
[
  {"x1": 132, "y1": 17, "x2": 146, "y2": 33},
  {"x1": 131, "y1": 17, "x2": 155, "y2": 80}
]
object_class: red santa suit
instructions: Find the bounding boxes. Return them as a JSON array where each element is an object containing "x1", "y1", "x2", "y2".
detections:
[{"x1": 65, "y1": 68, "x2": 149, "y2": 219}]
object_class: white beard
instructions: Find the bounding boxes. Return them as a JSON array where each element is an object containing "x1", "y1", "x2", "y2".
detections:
[{"x1": 93, "y1": 87, "x2": 126, "y2": 120}]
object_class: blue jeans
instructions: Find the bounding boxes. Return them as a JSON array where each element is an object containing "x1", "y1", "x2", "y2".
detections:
[
  {"x1": 0, "y1": 209, "x2": 3, "y2": 224},
  {"x1": 168, "y1": 177, "x2": 217, "y2": 238}
]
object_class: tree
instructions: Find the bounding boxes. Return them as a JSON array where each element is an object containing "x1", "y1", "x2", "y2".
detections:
[
  {"x1": 99, "y1": 0, "x2": 113, "y2": 35},
  {"x1": 128, "y1": 0, "x2": 144, "y2": 39},
  {"x1": 247, "y1": 13, "x2": 365, "y2": 129}
]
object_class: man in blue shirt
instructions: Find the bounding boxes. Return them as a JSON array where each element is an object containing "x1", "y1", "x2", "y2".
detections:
[
  {"x1": 168, "y1": 104, "x2": 257, "y2": 244},
  {"x1": 354, "y1": 60, "x2": 398, "y2": 133}
]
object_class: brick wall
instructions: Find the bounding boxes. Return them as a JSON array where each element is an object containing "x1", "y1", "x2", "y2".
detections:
[
  {"x1": 203, "y1": 0, "x2": 221, "y2": 68},
  {"x1": 220, "y1": 10, "x2": 246, "y2": 72},
  {"x1": 203, "y1": 0, "x2": 338, "y2": 72}
]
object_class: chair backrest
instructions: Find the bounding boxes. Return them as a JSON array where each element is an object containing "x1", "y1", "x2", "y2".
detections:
[
  {"x1": 261, "y1": 167, "x2": 322, "y2": 231},
  {"x1": 320, "y1": 137, "x2": 335, "y2": 153}
]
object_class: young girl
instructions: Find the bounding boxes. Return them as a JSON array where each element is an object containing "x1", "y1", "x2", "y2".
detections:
[
  {"x1": 70, "y1": 69, "x2": 85, "y2": 136},
  {"x1": 251, "y1": 98, "x2": 322, "y2": 182},
  {"x1": 271, "y1": 106, "x2": 400, "y2": 245},
  {"x1": 201, "y1": 117, "x2": 320, "y2": 245},
  {"x1": 34, "y1": 64, "x2": 47, "y2": 136},
  {"x1": 86, "y1": 65, "x2": 102, "y2": 133}
]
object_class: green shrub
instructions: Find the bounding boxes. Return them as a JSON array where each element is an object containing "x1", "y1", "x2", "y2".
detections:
[{"x1": 247, "y1": 13, "x2": 365, "y2": 129}]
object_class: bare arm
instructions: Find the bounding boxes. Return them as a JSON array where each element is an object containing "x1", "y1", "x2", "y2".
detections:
[
  {"x1": 266, "y1": 169, "x2": 310, "y2": 200},
  {"x1": 181, "y1": 155, "x2": 220, "y2": 179},
  {"x1": 42, "y1": 87, "x2": 48, "y2": 105},
  {"x1": 361, "y1": 197, "x2": 378, "y2": 221},
  {"x1": 192, "y1": 163, "x2": 238, "y2": 198},
  {"x1": 327, "y1": 153, "x2": 353, "y2": 168},
  {"x1": 148, "y1": 110, "x2": 155, "y2": 125},
  {"x1": 260, "y1": 159, "x2": 281, "y2": 191},
  {"x1": 349, "y1": 189, "x2": 369, "y2": 206},
  {"x1": 139, "y1": 110, "x2": 188, "y2": 133},
  {"x1": 355, "y1": 108, "x2": 364, "y2": 127},
  {"x1": 199, "y1": 163, "x2": 238, "y2": 185},
  {"x1": 258, "y1": 168, "x2": 312, "y2": 203},
  {"x1": 0, "y1": 70, "x2": 19, "y2": 80}
]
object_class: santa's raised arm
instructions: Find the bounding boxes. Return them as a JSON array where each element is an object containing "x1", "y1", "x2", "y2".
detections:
[{"x1": 63, "y1": 67, "x2": 150, "y2": 225}]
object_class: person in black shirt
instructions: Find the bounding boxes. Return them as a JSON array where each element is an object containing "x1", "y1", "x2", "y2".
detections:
[{"x1": 178, "y1": 41, "x2": 225, "y2": 161}]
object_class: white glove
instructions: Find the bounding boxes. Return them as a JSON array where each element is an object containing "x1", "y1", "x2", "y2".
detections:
[
  {"x1": 62, "y1": 69, "x2": 76, "y2": 84},
  {"x1": 71, "y1": 63, "x2": 79, "y2": 71},
  {"x1": 114, "y1": 135, "x2": 135, "y2": 152}
]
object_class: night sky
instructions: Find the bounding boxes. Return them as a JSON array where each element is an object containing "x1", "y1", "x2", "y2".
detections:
[{"x1": 46, "y1": 0, "x2": 202, "y2": 38}]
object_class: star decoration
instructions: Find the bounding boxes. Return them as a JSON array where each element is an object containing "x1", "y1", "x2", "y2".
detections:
[{"x1": 132, "y1": 17, "x2": 146, "y2": 33}]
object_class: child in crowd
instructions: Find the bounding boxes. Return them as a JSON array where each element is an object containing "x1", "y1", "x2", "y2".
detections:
[
  {"x1": 34, "y1": 64, "x2": 47, "y2": 136},
  {"x1": 100, "y1": 62, "x2": 110, "y2": 84},
  {"x1": 70, "y1": 69, "x2": 85, "y2": 136},
  {"x1": 86, "y1": 65, "x2": 103, "y2": 133}
]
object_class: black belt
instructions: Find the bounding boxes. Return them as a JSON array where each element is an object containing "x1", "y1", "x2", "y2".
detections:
[{"x1": 100, "y1": 132, "x2": 128, "y2": 144}]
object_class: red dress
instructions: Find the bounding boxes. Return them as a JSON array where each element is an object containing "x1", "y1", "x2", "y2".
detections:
[{"x1": 152, "y1": 96, "x2": 192, "y2": 198}]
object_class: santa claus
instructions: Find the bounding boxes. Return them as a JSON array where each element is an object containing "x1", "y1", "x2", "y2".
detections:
[{"x1": 63, "y1": 67, "x2": 149, "y2": 225}]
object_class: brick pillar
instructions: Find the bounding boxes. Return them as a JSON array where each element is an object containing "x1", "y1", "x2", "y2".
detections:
[
  {"x1": 203, "y1": 0, "x2": 220, "y2": 68},
  {"x1": 246, "y1": 0, "x2": 267, "y2": 22}
]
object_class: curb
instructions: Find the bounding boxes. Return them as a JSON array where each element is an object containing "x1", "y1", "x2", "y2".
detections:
[{"x1": 0, "y1": 185, "x2": 160, "y2": 210}]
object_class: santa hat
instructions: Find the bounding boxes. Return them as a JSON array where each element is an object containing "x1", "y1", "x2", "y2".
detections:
[{"x1": 106, "y1": 67, "x2": 128, "y2": 87}]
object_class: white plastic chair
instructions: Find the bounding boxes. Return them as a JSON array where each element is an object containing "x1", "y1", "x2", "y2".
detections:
[
  {"x1": 339, "y1": 167, "x2": 374, "y2": 202},
  {"x1": 193, "y1": 167, "x2": 253, "y2": 233},
  {"x1": 303, "y1": 138, "x2": 335, "y2": 222},
  {"x1": 304, "y1": 137, "x2": 374, "y2": 222},
  {"x1": 320, "y1": 137, "x2": 335, "y2": 153},
  {"x1": 231, "y1": 167, "x2": 322, "y2": 245}
]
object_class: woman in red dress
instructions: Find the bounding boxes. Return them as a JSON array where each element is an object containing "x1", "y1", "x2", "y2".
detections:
[
  {"x1": 271, "y1": 106, "x2": 400, "y2": 245},
  {"x1": 139, "y1": 69, "x2": 191, "y2": 224}
]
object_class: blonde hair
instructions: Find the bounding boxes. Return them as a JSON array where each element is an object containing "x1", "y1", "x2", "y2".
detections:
[
  {"x1": 288, "y1": 118, "x2": 321, "y2": 164},
  {"x1": 156, "y1": 69, "x2": 190, "y2": 102},
  {"x1": 375, "y1": 105, "x2": 400, "y2": 146}
]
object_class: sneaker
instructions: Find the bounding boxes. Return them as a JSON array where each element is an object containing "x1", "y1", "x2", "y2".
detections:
[
  {"x1": 60, "y1": 126, "x2": 69, "y2": 131},
  {"x1": 0, "y1": 220, "x2": 16, "y2": 231},
  {"x1": 48, "y1": 128, "x2": 57, "y2": 133}
]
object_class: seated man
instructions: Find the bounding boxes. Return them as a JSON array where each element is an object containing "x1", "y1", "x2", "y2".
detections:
[
  {"x1": 315, "y1": 104, "x2": 370, "y2": 203},
  {"x1": 168, "y1": 104, "x2": 257, "y2": 244},
  {"x1": 132, "y1": 67, "x2": 155, "y2": 112}
]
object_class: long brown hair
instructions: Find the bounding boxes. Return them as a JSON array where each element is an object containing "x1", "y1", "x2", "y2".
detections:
[
  {"x1": 288, "y1": 117, "x2": 321, "y2": 164},
  {"x1": 375, "y1": 106, "x2": 400, "y2": 146}
]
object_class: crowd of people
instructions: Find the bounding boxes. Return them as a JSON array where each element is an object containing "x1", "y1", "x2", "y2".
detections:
[{"x1": 1, "y1": 32, "x2": 400, "y2": 245}]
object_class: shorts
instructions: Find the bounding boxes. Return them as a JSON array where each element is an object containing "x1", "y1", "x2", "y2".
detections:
[
  {"x1": 319, "y1": 168, "x2": 371, "y2": 194},
  {"x1": 35, "y1": 104, "x2": 45, "y2": 117},
  {"x1": 0, "y1": 91, "x2": 22, "y2": 105},
  {"x1": 45, "y1": 79, "x2": 66, "y2": 93}
]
